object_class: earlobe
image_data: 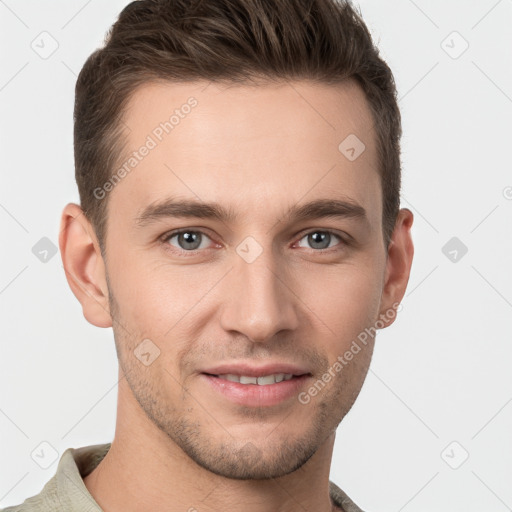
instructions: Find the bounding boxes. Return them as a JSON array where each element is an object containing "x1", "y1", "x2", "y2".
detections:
[
  {"x1": 59, "y1": 203, "x2": 112, "y2": 328},
  {"x1": 378, "y1": 208, "x2": 414, "y2": 328}
]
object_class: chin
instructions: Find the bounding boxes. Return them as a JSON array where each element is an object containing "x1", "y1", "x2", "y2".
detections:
[
  {"x1": 165, "y1": 409, "x2": 334, "y2": 481},
  {"x1": 185, "y1": 438, "x2": 319, "y2": 480}
]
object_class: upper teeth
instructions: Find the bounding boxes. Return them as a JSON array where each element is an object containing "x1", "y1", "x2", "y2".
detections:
[{"x1": 218, "y1": 374, "x2": 294, "y2": 385}]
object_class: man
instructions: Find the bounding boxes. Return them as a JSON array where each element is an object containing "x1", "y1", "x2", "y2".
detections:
[{"x1": 2, "y1": 0, "x2": 413, "y2": 510}]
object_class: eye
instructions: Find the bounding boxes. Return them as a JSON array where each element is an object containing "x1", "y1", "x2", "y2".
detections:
[
  {"x1": 296, "y1": 230, "x2": 344, "y2": 250},
  {"x1": 163, "y1": 230, "x2": 213, "y2": 251}
]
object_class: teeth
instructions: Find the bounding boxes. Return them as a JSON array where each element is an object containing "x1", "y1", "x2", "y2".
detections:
[
  {"x1": 257, "y1": 375, "x2": 276, "y2": 385},
  {"x1": 217, "y1": 373, "x2": 296, "y2": 385},
  {"x1": 239, "y1": 376, "x2": 258, "y2": 384}
]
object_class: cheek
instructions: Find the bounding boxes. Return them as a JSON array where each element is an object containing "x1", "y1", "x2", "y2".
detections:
[
  {"x1": 108, "y1": 253, "x2": 223, "y2": 338},
  {"x1": 299, "y1": 262, "x2": 383, "y2": 351}
]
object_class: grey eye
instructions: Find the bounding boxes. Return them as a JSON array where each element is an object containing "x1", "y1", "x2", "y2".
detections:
[
  {"x1": 297, "y1": 231, "x2": 340, "y2": 250},
  {"x1": 168, "y1": 231, "x2": 208, "y2": 251}
]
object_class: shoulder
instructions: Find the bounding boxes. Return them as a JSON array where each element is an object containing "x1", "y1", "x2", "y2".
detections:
[
  {"x1": 329, "y1": 480, "x2": 366, "y2": 512},
  {"x1": 0, "y1": 478, "x2": 61, "y2": 512},
  {"x1": 0, "y1": 444, "x2": 110, "y2": 512}
]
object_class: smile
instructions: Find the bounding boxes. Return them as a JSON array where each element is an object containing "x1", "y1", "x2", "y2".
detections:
[{"x1": 215, "y1": 373, "x2": 295, "y2": 385}]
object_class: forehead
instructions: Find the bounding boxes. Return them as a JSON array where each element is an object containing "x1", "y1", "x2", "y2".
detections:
[{"x1": 111, "y1": 79, "x2": 381, "y2": 228}]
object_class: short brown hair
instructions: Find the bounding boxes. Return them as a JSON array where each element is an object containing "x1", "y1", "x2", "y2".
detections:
[{"x1": 74, "y1": 0, "x2": 402, "y2": 252}]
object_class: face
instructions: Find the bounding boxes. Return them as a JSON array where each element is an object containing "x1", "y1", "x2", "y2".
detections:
[{"x1": 99, "y1": 79, "x2": 393, "y2": 479}]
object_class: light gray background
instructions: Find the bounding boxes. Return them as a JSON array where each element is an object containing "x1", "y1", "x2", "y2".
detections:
[{"x1": 1, "y1": 1, "x2": 511, "y2": 511}]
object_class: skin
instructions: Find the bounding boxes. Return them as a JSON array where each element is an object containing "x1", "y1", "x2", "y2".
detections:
[{"x1": 59, "y1": 79, "x2": 414, "y2": 512}]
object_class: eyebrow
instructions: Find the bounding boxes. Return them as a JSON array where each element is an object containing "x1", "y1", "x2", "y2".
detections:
[{"x1": 135, "y1": 196, "x2": 368, "y2": 227}]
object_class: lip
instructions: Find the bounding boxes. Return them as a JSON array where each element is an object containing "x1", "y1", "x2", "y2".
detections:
[{"x1": 199, "y1": 362, "x2": 312, "y2": 407}]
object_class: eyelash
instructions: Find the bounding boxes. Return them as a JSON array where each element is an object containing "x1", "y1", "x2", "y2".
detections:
[{"x1": 160, "y1": 228, "x2": 349, "y2": 255}]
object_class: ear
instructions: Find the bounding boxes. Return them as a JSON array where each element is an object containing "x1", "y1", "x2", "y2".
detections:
[
  {"x1": 59, "y1": 203, "x2": 112, "y2": 328},
  {"x1": 378, "y1": 208, "x2": 414, "y2": 328}
]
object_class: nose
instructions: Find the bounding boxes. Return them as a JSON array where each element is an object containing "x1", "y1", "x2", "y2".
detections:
[{"x1": 219, "y1": 245, "x2": 299, "y2": 343}]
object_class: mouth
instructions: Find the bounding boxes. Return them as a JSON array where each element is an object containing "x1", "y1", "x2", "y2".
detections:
[
  {"x1": 199, "y1": 364, "x2": 312, "y2": 407},
  {"x1": 205, "y1": 373, "x2": 299, "y2": 385}
]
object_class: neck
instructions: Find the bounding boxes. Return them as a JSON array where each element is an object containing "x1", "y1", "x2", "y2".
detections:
[{"x1": 84, "y1": 372, "x2": 339, "y2": 512}]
